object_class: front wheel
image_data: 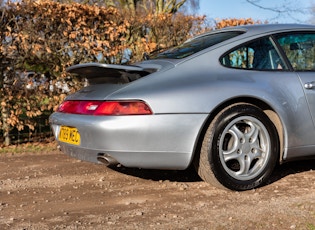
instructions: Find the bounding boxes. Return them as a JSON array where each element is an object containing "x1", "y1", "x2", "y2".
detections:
[{"x1": 196, "y1": 103, "x2": 279, "y2": 191}]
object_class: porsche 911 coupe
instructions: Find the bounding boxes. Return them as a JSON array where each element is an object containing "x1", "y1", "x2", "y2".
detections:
[{"x1": 50, "y1": 24, "x2": 315, "y2": 191}]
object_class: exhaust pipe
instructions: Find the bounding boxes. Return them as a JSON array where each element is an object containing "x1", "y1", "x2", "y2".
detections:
[{"x1": 97, "y1": 153, "x2": 119, "y2": 166}]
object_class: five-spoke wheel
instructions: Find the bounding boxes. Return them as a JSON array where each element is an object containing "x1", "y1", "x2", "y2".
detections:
[{"x1": 196, "y1": 103, "x2": 279, "y2": 191}]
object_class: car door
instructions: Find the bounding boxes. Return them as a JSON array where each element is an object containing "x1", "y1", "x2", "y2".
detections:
[{"x1": 275, "y1": 32, "x2": 315, "y2": 125}]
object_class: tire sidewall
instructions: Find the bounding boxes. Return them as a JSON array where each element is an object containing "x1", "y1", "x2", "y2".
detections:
[{"x1": 208, "y1": 104, "x2": 279, "y2": 190}]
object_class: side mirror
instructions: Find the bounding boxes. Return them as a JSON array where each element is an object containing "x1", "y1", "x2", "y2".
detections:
[
  {"x1": 290, "y1": 43, "x2": 299, "y2": 50},
  {"x1": 290, "y1": 42, "x2": 314, "y2": 50}
]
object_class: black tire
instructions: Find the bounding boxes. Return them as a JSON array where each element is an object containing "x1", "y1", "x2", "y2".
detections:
[{"x1": 196, "y1": 103, "x2": 279, "y2": 191}]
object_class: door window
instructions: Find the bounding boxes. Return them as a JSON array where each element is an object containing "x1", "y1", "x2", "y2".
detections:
[{"x1": 275, "y1": 33, "x2": 315, "y2": 71}]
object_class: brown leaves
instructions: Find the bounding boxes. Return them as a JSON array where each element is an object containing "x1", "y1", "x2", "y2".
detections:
[
  {"x1": 122, "y1": 12, "x2": 206, "y2": 61},
  {"x1": 215, "y1": 18, "x2": 261, "y2": 29},
  {"x1": 1, "y1": 0, "x2": 128, "y2": 136},
  {"x1": 2, "y1": 0, "x2": 254, "y2": 141}
]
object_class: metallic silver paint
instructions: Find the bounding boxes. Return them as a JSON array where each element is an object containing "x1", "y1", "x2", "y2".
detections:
[
  {"x1": 50, "y1": 112, "x2": 208, "y2": 169},
  {"x1": 50, "y1": 24, "x2": 315, "y2": 170}
]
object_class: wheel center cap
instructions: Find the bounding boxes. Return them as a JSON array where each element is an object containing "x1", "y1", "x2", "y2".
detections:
[{"x1": 242, "y1": 142, "x2": 251, "y2": 154}]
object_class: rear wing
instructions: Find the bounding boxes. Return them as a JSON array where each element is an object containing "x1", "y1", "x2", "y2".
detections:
[{"x1": 66, "y1": 63, "x2": 153, "y2": 84}]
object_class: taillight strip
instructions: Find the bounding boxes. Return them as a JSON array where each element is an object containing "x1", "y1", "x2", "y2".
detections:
[{"x1": 58, "y1": 100, "x2": 152, "y2": 115}]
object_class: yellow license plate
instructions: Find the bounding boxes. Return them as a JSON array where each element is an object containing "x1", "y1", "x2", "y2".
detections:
[{"x1": 59, "y1": 126, "x2": 81, "y2": 145}]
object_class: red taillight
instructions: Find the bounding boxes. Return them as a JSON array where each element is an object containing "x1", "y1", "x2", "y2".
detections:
[{"x1": 58, "y1": 100, "x2": 152, "y2": 115}]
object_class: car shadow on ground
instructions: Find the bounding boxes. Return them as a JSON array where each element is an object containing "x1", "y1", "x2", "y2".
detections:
[
  {"x1": 267, "y1": 158, "x2": 315, "y2": 184},
  {"x1": 108, "y1": 159, "x2": 315, "y2": 185},
  {"x1": 108, "y1": 164, "x2": 202, "y2": 182}
]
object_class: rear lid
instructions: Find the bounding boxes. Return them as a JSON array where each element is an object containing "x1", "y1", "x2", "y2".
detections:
[{"x1": 67, "y1": 63, "x2": 155, "y2": 84}]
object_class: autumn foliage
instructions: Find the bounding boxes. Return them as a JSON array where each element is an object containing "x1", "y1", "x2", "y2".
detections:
[
  {"x1": 215, "y1": 18, "x2": 260, "y2": 29},
  {"x1": 0, "y1": 0, "x2": 259, "y2": 145}
]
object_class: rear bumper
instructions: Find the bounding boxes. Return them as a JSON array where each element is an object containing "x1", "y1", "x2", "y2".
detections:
[
  {"x1": 50, "y1": 112, "x2": 208, "y2": 170},
  {"x1": 57, "y1": 143, "x2": 195, "y2": 169}
]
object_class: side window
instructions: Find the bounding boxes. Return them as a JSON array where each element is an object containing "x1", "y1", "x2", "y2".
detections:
[
  {"x1": 275, "y1": 33, "x2": 315, "y2": 71},
  {"x1": 225, "y1": 47, "x2": 254, "y2": 68},
  {"x1": 221, "y1": 37, "x2": 286, "y2": 70}
]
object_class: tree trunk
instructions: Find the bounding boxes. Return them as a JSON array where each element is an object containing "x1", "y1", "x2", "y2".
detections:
[{"x1": 1, "y1": 104, "x2": 10, "y2": 146}]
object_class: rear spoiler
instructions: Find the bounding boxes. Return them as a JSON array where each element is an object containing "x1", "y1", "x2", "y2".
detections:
[{"x1": 66, "y1": 63, "x2": 153, "y2": 84}]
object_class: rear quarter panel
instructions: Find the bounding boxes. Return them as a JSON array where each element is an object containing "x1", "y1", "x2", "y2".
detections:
[{"x1": 109, "y1": 49, "x2": 315, "y2": 154}]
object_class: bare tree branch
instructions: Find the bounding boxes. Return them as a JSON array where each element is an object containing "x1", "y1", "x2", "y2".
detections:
[{"x1": 246, "y1": 0, "x2": 311, "y2": 23}]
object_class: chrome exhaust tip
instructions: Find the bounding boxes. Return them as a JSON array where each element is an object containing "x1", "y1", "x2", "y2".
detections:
[{"x1": 97, "y1": 153, "x2": 119, "y2": 166}]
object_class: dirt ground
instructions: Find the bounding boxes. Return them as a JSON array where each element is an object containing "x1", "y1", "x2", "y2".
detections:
[{"x1": 0, "y1": 149, "x2": 315, "y2": 230}]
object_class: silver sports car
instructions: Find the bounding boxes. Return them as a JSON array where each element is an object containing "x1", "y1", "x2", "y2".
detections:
[{"x1": 50, "y1": 24, "x2": 315, "y2": 191}]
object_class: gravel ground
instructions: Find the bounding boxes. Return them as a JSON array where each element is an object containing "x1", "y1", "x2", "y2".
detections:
[{"x1": 0, "y1": 150, "x2": 315, "y2": 229}]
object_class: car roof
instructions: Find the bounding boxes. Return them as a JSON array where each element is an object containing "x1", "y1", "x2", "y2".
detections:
[
  {"x1": 193, "y1": 23, "x2": 315, "y2": 40},
  {"x1": 237, "y1": 23, "x2": 315, "y2": 33},
  {"x1": 150, "y1": 23, "x2": 315, "y2": 62}
]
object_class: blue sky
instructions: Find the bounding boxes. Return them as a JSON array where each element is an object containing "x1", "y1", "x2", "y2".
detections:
[{"x1": 198, "y1": 0, "x2": 314, "y2": 23}]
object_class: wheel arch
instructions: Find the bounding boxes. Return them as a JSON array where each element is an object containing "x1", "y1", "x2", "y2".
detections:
[{"x1": 192, "y1": 97, "x2": 285, "y2": 166}]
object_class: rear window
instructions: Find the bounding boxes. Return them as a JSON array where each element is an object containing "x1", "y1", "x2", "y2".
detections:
[{"x1": 150, "y1": 31, "x2": 244, "y2": 59}]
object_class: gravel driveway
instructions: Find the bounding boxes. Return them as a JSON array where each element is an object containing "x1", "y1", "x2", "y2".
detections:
[{"x1": 0, "y1": 150, "x2": 315, "y2": 229}]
